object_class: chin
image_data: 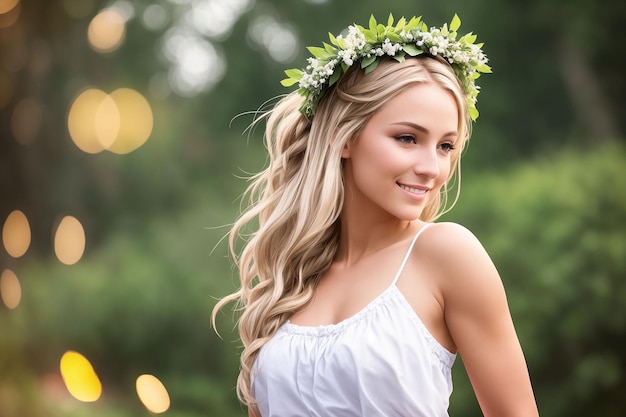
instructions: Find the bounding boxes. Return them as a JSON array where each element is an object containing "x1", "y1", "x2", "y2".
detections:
[{"x1": 392, "y1": 209, "x2": 426, "y2": 222}]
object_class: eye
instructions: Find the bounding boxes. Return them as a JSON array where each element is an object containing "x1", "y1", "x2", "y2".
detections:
[
  {"x1": 439, "y1": 142, "x2": 456, "y2": 152},
  {"x1": 394, "y1": 134, "x2": 416, "y2": 144}
]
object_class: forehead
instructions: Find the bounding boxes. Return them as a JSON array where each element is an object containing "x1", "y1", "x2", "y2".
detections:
[{"x1": 369, "y1": 82, "x2": 459, "y2": 133}]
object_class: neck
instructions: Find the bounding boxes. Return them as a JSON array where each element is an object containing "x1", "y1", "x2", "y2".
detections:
[{"x1": 334, "y1": 205, "x2": 418, "y2": 268}]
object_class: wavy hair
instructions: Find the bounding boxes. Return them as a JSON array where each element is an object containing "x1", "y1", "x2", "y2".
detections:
[{"x1": 212, "y1": 55, "x2": 471, "y2": 407}]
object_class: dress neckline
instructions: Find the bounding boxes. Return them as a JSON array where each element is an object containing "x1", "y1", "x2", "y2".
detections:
[
  {"x1": 281, "y1": 284, "x2": 457, "y2": 364},
  {"x1": 283, "y1": 284, "x2": 397, "y2": 336},
  {"x1": 283, "y1": 223, "x2": 432, "y2": 335}
]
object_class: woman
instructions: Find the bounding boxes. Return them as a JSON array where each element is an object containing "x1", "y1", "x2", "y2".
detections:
[{"x1": 213, "y1": 14, "x2": 539, "y2": 417}]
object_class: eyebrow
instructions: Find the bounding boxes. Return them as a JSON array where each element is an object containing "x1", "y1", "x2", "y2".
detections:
[{"x1": 390, "y1": 122, "x2": 458, "y2": 138}]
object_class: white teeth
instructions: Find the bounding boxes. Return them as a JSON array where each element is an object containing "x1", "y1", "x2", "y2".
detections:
[{"x1": 399, "y1": 184, "x2": 427, "y2": 195}]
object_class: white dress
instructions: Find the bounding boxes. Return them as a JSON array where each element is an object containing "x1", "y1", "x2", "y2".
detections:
[{"x1": 251, "y1": 224, "x2": 456, "y2": 416}]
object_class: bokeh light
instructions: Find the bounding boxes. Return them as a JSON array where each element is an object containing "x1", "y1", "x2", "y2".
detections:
[
  {"x1": 11, "y1": 97, "x2": 42, "y2": 145},
  {"x1": 0, "y1": 0, "x2": 19, "y2": 29},
  {"x1": 163, "y1": 28, "x2": 225, "y2": 96},
  {"x1": 59, "y1": 351, "x2": 102, "y2": 402},
  {"x1": 94, "y1": 93, "x2": 120, "y2": 149},
  {"x1": 142, "y1": 3, "x2": 168, "y2": 31},
  {"x1": 0, "y1": 0, "x2": 19, "y2": 15},
  {"x1": 0, "y1": 269, "x2": 21, "y2": 309},
  {"x1": 68, "y1": 88, "x2": 153, "y2": 154},
  {"x1": 54, "y1": 216, "x2": 85, "y2": 265},
  {"x1": 87, "y1": 8, "x2": 126, "y2": 53},
  {"x1": 107, "y1": 88, "x2": 153, "y2": 154},
  {"x1": 68, "y1": 88, "x2": 108, "y2": 154},
  {"x1": 248, "y1": 15, "x2": 298, "y2": 63},
  {"x1": 186, "y1": 0, "x2": 252, "y2": 38},
  {"x1": 2, "y1": 210, "x2": 31, "y2": 258},
  {"x1": 136, "y1": 374, "x2": 171, "y2": 413}
]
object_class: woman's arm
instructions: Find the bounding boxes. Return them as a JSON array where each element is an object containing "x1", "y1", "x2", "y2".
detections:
[{"x1": 430, "y1": 223, "x2": 539, "y2": 416}]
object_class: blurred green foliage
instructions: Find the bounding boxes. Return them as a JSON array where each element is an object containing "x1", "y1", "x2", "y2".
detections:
[
  {"x1": 447, "y1": 142, "x2": 626, "y2": 416},
  {"x1": 0, "y1": 0, "x2": 625, "y2": 416}
]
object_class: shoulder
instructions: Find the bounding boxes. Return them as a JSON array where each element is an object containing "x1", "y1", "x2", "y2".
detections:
[
  {"x1": 417, "y1": 221, "x2": 489, "y2": 262},
  {"x1": 414, "y1": 222, "x2": 502, "y2": 295}
]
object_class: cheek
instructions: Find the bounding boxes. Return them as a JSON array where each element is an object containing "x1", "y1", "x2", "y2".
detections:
[
  {"x1": 436, "y1": 157, "x2": 454, "y2": 184},
  {"x1": 356, "y1": 142, "x2": 398, "y2": 172}
]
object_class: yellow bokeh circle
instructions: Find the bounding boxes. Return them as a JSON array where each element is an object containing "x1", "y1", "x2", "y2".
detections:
[
  {"x1": 87, "y1": 9, "x2": 125, "y2": 53},
  {"x1": 2, "y1": 210, "x2": 31, "y2": 258},
  {"x1": 136, "y1": 374, "x2": 171, "y2": 414},
  {"x1": 0, "y1": 269, "x2": 21, "y2": 309},
  {"x1": 60, "y1": 351, "x2": 102, "y2": 402},
  {"x1": 67, "y1": 88, "x2": 108, "y2": 153},
  {"x1": 107, "y1": 88, "x2": 153, "y2": 154},
  {"x1": 68, "y1": 88, "x2": 153, "y2": 154},
  {"x1": 0, "y1": 0, "x2": 19, "y2": 15},
  {"x1": 54, "y1": 216, "x2": 86, "y2": 265}
]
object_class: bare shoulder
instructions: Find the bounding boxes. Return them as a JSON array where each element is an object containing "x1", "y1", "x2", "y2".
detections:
[
  {"x1": 419, "y1": 221, "x2": 482, "y2": 248},
  {"x1": 415, "y1": 221, "x2": 502, "y2": 295},
  {"x1": 416, "y1": 221, "x2": 491, "y2": 265},
  {"x1": 417, "y1": 223, "x2": 540, "y2": 415}
]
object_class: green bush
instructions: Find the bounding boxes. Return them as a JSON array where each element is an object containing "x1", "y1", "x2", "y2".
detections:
[{"x1": 448, "y1": 142, "x2": 626, "y2": 417}]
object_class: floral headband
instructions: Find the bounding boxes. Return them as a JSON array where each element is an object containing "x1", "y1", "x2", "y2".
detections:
[{"x1": 281, "y1": 14, "x2": 491, "y2": 120}]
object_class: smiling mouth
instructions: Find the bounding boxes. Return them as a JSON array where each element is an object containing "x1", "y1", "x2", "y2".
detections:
[{"x1": 398, "y1": 183, "x2": 429, "y2": 195}]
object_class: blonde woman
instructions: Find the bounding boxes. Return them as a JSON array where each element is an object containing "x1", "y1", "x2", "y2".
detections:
[{"x1": 214, "y1": 14, "x2": 539, "y2": 417}]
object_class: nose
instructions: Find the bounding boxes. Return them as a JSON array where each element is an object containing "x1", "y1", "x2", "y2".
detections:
[{"x1": 413, "y1": 146, "x2": 440, "y2": 178}]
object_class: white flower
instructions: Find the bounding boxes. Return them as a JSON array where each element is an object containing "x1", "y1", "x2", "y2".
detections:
[
  {"x1": 344, "y1": 25, "x2": 367, "y2": 51},
  {"x1": 337, "y1": 49, "x2": 356, "y2": 65},
  {"x1": 381, "y1": 39, "x2": 401, "y2": 56}
]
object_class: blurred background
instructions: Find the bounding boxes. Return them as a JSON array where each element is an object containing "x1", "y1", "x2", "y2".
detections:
[{"x1": 0, "y1": 0, "x2": 624, "y2": 416}]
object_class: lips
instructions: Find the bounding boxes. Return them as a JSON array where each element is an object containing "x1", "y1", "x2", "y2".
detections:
[{"x1": 397, "y1": 183, "x2": 429, "y2": 195}]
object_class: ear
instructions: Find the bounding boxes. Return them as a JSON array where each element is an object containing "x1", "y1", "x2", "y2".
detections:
[{"x1": 340, "y1": 138, "x2": 352, "y2": 159}]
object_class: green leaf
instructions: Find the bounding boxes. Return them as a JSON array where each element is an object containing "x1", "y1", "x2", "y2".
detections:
[
  {"x1": 369, "y1": 15, "x2": 377, "y2": 33},
  {"x1": 328, "y1": 69, "x2": 342, "y2": 86},
  {"x1": 469, "y1": 106, "x2": 479, "y2": 121},
  {"x1": 284, "y1": 68, "x2": 302, "y2": 79},
  {"x1": 323, "y1": 42, "x2": 335, "y2": 54},
  {"x1": 361, "y1": 54, "x2": 377, "y2": 68},
  {"x1": 393, "y1": 52, "x2": 406, "y2": 63},
  {"x1": 329, "y1": 32, "x2": 343, "y2": 48},
  {"x1": 450, "y1": 14, "x2": 461, "y2": 32},
  {"x1": 395, "y1": 17, "x2": 406, "y2": 31},
  {"x1": 387, "y1": 32, "x2": 401, "y2": 42},
  {"x1": 307, "y1": 46, "x2": 329, "y2": 59},
  {"x1": 402, "y1": 44, "x2": 423, "y2": 56},
  {"x1": 406, "y1": 16, "x2": 421, "y2": 31},
  {"x1": 460, "y1": 33, "x2": 477, "y2": 44},
  {"x1": 364, "y1": 59, "x2": 380, "y2": 74},
  {"x1": 280, "y1": 78, "x2": 298, "y2": 87},
  {"x1": 364, "y1": 32, "x2": 377, "y2": 43},
  {"x1": 387, "y1": 13, "x2": 394, "y2": 26},
  {"x1": 477, "y1": 64, "x2": 492, "y2": 73},
  {"x1": 377, "y1": 24, "x2": 386, "y2": 40},
  {"x1": 359, "y1": 23, "x2": 377, "y2": 43}
]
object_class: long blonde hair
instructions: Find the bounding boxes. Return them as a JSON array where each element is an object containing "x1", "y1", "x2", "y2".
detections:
[{"x1": 212, "y1": 56, "x2": 471, "y2": 406}]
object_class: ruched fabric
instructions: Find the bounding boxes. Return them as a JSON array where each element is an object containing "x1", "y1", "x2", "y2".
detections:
[{"x1": 252, "y1": 224, "x2": 456, "y2": 417}]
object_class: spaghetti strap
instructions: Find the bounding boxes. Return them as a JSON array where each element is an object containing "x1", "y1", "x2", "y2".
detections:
[{"x1": 390, "y1": 223, "x2": 432, "y2": 287}]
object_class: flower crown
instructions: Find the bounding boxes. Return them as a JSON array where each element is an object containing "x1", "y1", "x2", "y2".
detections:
[{"x1": 281, "y1": 14, "x2": 491, "y2": 121}]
